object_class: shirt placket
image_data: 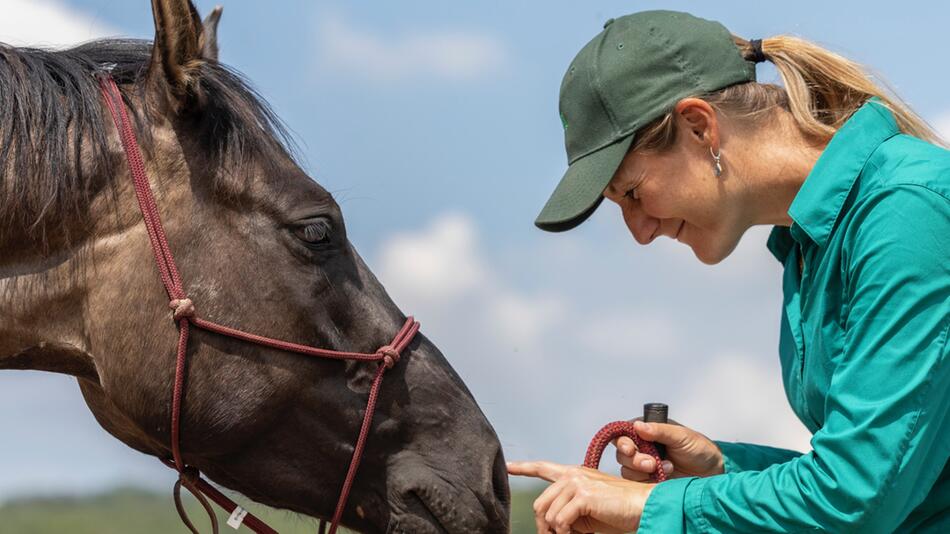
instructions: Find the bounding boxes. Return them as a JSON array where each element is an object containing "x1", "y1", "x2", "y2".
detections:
[{"x1": 781, "y1": 241, "x2": 820, "y2": 432}]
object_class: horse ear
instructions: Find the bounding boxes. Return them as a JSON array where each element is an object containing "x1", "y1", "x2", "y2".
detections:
[
  {"x1": 200, "y1": 5, "x2": 223, "y2": 61},
  {"x1": 147, "y1": 0, "x2": 205, "y2": 108}
]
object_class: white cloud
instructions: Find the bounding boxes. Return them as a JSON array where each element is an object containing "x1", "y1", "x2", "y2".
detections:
[
  {"x1": 316, "y1": 13, "x2": 505, "y2": 82},
  {"x1": 378, "y1": 212, "x2": 487, "y2": 301},
  {"x1": 487, "y1": 292, "x2": 565, "y2": 352},
  {"x1": 0, "y1": 0, "x2": 118, "y2": 48},
  {"x1": 377, "y1": 212, "x2": 564, "y2": 353},
  {"x1": 578, "y1": 311, "x2": 681, "y2": 361},
  {"x1": 677, "y1": 351, "x2": 813, "y2": 452}
]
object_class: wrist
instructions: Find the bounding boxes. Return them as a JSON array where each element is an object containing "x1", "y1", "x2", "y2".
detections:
[
  {"x1": 628, "y1": 483, "x2": 655, "y2": 533},
  {"x1": 712, "y1": 443, "x2": 725, "y2": 475}
]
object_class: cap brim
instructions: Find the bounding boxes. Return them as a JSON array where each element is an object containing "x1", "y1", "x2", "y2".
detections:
[{"x1": 534, "y1": 134, "x2": 634, "y2": 232}]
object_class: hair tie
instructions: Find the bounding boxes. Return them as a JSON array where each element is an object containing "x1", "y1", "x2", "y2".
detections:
[{"x1": 749, "y1": 39, "x2": 767, "y2": 63}]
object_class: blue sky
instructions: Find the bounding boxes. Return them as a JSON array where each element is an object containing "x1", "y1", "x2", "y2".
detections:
[{"x1": 1, "y1": 0, "x2": 948, "y2": 501}]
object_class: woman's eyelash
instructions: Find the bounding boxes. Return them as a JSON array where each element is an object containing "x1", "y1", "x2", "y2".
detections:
[{"x1": 625, "y1": 187, "x2": 640, "y2": 200}]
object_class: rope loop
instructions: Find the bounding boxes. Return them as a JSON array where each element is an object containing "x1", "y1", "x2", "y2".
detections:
[
  {"x1": 584, "y1": 420, "x2": 667, "y2": 482},
  {"x1": 174, "y1": 471, "x2": 220, "y2": 534},
  {"x1": 170, "y1": 298, "x2": 196, "y2": 321}
]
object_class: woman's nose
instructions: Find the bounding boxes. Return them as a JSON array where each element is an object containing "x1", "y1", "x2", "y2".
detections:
[{"x1": 621, "y1": 201, "x2": 660, "y2": 245}]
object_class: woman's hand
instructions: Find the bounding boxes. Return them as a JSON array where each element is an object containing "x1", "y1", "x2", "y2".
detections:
[
  {"x1": 507, "y1": 460, "x2": 654, "y2": 533},
  {"x1": 615, "y1": 419, "x2": 724, "y2": 481}
]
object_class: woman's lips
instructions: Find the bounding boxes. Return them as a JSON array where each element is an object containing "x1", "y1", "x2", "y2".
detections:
[{"x1": 650, "y1": 220, "x2": 686, "y2": 242}]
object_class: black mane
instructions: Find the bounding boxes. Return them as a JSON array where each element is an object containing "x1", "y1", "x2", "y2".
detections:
[{"x1": 0, "y1": 39, "x2": 294, "y2": 244}]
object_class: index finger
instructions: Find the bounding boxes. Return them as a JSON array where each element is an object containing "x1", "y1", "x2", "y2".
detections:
[
  {"x1": 612, "y1": 436, "x2": 639, "y2": 456},
  {"x1": 506, "y1": 460, "x2": 569, "y2": 482}
]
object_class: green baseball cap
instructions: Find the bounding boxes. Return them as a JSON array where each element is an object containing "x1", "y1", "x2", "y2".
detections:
[{"x1": 534, "y1": 10, "x2": 757, "y2": 232}]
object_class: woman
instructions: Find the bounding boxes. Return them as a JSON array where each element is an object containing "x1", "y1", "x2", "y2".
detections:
[{"x1": 507, "y1": 10, "x2": 949, "y2": 534}]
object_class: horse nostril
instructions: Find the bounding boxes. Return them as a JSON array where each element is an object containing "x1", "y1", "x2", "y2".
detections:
[{"x1": 491, "y1": 447, "x2": 511, "y2": 510}]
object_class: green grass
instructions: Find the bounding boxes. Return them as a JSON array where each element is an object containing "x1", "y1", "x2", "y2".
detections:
[{"x1": 0, "y1": 486, "x2": 544, "y2": 534}]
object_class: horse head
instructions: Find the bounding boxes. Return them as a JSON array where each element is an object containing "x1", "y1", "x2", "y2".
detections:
[{"x1": 0, "y1": 1, "x2": 509, "y2": 531}]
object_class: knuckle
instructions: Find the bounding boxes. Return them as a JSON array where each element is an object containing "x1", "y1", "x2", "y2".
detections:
[{"x1": 673, "y1": 432, "x2": 692, "y2": 448}]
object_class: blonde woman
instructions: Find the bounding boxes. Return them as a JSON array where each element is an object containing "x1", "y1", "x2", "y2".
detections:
[{"x1": 508, "y1": 10, "x2": 949, "y2": 534}]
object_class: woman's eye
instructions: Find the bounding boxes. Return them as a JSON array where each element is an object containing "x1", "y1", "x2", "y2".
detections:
[
  {"x1": 625, "y1": 187, "x2": 640, "y2": 200},
  {"x1": 293, "y1": 219, "x2": 332, "y2": 245}
]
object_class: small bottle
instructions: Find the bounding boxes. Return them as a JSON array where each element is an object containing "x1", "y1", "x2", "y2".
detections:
[{"x1": 643, "y1": 403, "x2": 668, "y2": 459}]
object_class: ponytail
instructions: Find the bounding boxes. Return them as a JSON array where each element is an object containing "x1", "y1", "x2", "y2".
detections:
[
  {"x1": 734, "y1": 35, "x2": 944, "y2": 145},
  {"x1": 632, "y1": 34, "x2": 946, "y2": 153}
]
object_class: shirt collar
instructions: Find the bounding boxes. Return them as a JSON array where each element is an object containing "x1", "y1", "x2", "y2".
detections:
[
  {"x1": 786, "y1": 97, "x2": 900, "y2": 249},
  {"x1": 766, "y1": 225, "x2": 795, "y2": 263}
]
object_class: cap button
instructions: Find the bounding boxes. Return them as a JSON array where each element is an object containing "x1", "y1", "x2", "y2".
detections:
[{"x1": 603, "y1": 18, "x2": 615, "y2": 29}]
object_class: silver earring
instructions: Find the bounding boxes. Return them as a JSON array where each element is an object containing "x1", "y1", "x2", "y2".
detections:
[{"x1": 710, "y1": 146, "x2": 722, "y2": 178}]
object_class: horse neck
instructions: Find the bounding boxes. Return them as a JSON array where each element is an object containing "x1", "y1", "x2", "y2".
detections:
[
  {"x1": 0, "y1": 234, "x2": 98, "y2": 378},
  {"x1": 0, "y1": 142, "x2": 142, "y2": 381}
]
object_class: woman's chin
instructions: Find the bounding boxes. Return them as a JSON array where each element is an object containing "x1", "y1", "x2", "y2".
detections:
[
  {"x1": 683, "y1": 227, "x2": 744, "y2": 265},
  {"x1": 688, "y1": 241, "x2": 730, "y2": 265},
  {"x1": 693, "y1": 250, "x2": 723, "y2": 265}
]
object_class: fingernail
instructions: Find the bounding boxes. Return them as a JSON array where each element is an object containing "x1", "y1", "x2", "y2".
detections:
[
  {"x1": 640, "y1": 422, "x2": 653, "y2": 432},
  {"x1": 640, "y1": 459, "x2": 653, "y2": 470},
  {"x1": 622, "y1": 445, "x2": 633, "y2": 455},
  {"x1": 663, "y1": 461, "x2": 674, "y2": 473}
]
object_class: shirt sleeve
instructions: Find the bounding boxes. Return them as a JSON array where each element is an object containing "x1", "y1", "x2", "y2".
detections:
[
  {"x1": 713, "y1": 441, "x2": 803, "y2": 474},
  {"x1": 639, "y1": 185, "x2": 950, "y2": 533}
]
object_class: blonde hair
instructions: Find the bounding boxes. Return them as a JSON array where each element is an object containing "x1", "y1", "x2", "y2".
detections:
[{"x1": 632, "y1": 35, "x2": 946, "y2": 152}]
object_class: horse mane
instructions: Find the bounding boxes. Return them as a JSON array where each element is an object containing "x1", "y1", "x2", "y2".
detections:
[{"x1": 0, "y1": 38, "x2": 295, "y2": 245}]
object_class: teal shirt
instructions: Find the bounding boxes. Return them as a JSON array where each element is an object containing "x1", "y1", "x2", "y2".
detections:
[{"x1": 639, "y1": 99, "x2": 950, "y2": 533}]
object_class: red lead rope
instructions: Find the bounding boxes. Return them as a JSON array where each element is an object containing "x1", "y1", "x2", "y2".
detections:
[{"x1": 99, "y1": 75, "x2": 420, "y2": 534}]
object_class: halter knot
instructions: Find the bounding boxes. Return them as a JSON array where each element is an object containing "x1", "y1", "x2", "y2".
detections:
[
  {"x1": 377, "y1": 345, "x2": 400, "y2": 369},
  {"x1": 179, "y1": 465, "x2": 201, "y2": 485},
  {"x1": 169, "y1": 298, "x2": 196, "y2": 320}
]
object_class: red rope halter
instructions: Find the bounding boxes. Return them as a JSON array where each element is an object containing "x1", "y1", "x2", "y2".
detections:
[{"x1": 99, "y1": 75, "x2": 420, "y2": 534}]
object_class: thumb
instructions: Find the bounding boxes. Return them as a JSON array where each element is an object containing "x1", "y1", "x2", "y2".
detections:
[{"x1": 633, "y1": 420, "x2": 688, "y2": 448}]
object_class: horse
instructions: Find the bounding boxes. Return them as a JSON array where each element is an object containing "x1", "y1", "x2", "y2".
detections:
[{"x1": 0, "y1": 1, "x2": 510, "y2": 532}]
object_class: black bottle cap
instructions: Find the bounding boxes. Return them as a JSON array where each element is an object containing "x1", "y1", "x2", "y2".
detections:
[{"x1": 643, "y1": 403, "x2": 669, "y2": 423}]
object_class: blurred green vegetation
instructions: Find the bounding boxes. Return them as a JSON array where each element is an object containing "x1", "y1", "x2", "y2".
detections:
[{"x1": 0, "y1": 485, "x2": 544, "y2": 533}]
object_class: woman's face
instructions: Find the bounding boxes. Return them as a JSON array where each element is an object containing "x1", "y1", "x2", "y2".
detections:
[{"x1": 603, "y1": 105, "x2": 749, "y2": 265}]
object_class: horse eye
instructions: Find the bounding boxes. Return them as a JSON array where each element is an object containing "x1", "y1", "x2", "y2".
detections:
[{"x1": 293, "y1": 219, "x2": 332, "y2": 245}]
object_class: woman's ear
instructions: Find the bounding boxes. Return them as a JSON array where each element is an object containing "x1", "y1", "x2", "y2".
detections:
[{"x1": 673, "y1": 98, "x2": 719, "y2": 149}]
